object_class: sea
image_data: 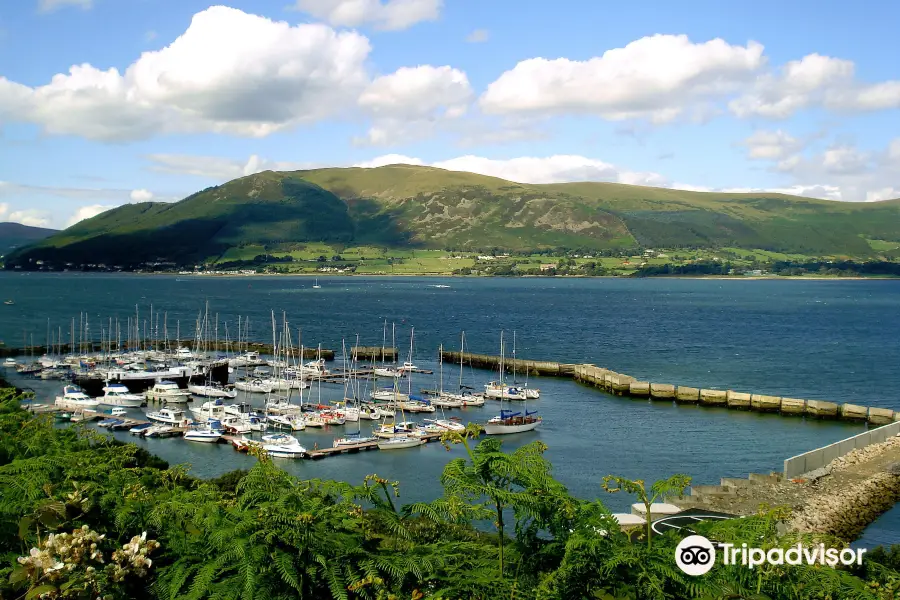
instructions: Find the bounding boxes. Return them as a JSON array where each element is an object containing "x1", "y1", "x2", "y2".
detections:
[{"x1": 1, "y1": 272, "x2": 898, "y2": 547}]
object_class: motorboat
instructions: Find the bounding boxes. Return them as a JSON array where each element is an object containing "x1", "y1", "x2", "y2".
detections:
[
  {"x1": 144, "y1": 381, "x2": 192, "y2": 403},
  {"x1": 261, "y1": 433, "x2": 299, "y2": 445},
  {"x1": 97, "y1": 417, "x2": 125, "y2": 428},
  {"x1": 220, "y1": 415, "x2": 252, "y2": 434},
  {"x1": 190, "y1": 399, "x2": 227, "y2": 421},
  {"x1": 234, "y1": 378, "x2": 274, "y2": 394},
  {"x1": 267, "y1": 414, "x2": 306, "y2": 431},
  {"x1": 2, "y1": 357, "x2": 16, "y2": 368},
  {"x1": 188, "y1": 383, "x2": 237, "y2": 399},
  {"x1": 228, "y1": 351, "x2": 265, "y2": 367},
  {"x1": 397, "y1": 361, "x2": 417, "y2": 373},
  {"x1": 264, "y1": 441, "x2": 307, "y2": 458},
  {"x1": 183, "y1": 426, "x2": 223, "y2": 443},
  {"x1": 99, "y1": 383, "x2": 145, "y2": 408},
  {"x1": 143, "y1": 425, "x2": 174, "y2": 438},
  {"x1": 55, "y1": 385, "x2": 100, "y2": 410},
  {"x1": 128, "y1": 422, "x2": 153, "y2": 435},
  {"x1": 107, "y1": 407, "x2": 128, "y2": 418},
  {"x1": 299, "y1": 358, "x2": 329, "y2": 377},
  {"x1": 146, "y1": 407, "x2": 192, "y2": 426},
  {"x1": 377, "y1": 436, "x2": 424, "y2": 450}
]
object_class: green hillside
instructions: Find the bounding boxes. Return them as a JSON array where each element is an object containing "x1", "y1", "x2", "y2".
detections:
[
  {"x1": 6, "y1": 165, "x2": 900, "y2": 268},
  {"x1": 0, "y1": 222, "x2": 58, "y2": 256}
]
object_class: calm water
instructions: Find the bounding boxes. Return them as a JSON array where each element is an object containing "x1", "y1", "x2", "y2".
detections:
[{"x1": 1, "y1": 273, "x2": 898, "y2": 546}]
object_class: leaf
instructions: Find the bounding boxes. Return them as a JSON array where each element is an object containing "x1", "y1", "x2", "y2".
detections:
[
  {"x1": 8, "y1": 566, "x2": 29, "y2": 585},
  {"x1": 18, "y1": 516, "x2": 34, "y2": 539},
  {"x1": 26, "y1": 584, "x2": 58, "y2": 600}
]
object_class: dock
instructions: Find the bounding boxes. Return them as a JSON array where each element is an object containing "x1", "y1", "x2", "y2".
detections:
[{"x1": 220, "y1": 430, "x2": 453, "y2": 460}]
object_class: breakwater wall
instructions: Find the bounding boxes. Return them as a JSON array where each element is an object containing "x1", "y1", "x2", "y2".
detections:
[
  {"x1": 785, "y1": 422, "x2": 900, "y2": 479},
  {"x1": 0, "y1": 342, "x2": 399, "y2": 362},
  {"x1": 440, "y1": 351, "x2": 900, "y2": 430}
]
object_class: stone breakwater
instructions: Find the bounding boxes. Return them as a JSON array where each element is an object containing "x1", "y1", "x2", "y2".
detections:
[
  {"x1": 675, "y1": 436, "x2": 900, "y2": 542},
  {"x1": 789, "y1": 437, "x2": 900, "y2": 541},
  {"x1": 439, "y1": 351, "x2": 898, "y2": 427}
]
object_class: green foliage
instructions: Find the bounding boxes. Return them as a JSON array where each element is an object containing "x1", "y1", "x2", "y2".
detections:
[
  {"x1": 1, "y1": 386, "x2": 898, "y2": 600},
  {"x1": 8, "y1": 166, "x2": 900, "y2": 269}
]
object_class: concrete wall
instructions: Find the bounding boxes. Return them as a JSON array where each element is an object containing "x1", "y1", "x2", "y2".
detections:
[{"x1": 783, "y1": 421, "x2": 900, "y2": 479}]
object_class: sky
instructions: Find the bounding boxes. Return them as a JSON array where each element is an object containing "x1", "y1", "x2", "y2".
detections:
[{"x1": 1, "y1": 0, "x2": 899, "y2": 229}]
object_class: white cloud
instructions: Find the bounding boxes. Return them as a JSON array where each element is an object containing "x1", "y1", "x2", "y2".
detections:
[
  {"x1": 356, "y1": 65, "x2": 473, "y2": 146},
  {"x1": 0, "y1": 202, "x2": 8, "y2": 218},
  {"x1": 480, "y1": 34, "x2": 765, "y2": 123},
  {"x1": 8, "y1": 209, "x2": 51, "y2": 227},
  {"x1": 0, "y1": 181, "x2": 134, "y2": 201},
  {"x1": 67, "y1": 204, "x2": 115, "y2": 226},
  {"x1": 1, "y1": 6, "x2": 372, "y2": 141},
  {"x1": 290, "y1": 0, "x2": 442, "y2": 31},
  {"x1": 730, "y1": 53, "x2": 900, "y2": 118},
  {"x1": 129, "y1": 189, "x2": 154, "y2": 202},
  {"x1": 465, "y1": 29, "x2": 489, "y2": 43},
  {"x1": 38, "y1": 0, "x2": 91, "y2": 14},
  {"x1": 146, "y1": 154, "x2": 321, "y2": 180},
  {"x1": 742, "y1": 129, "x2": 802, "y2": 159}
]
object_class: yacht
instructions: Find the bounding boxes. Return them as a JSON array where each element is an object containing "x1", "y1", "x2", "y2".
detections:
[
  {"x1": 55, "y1": 385, "x2": 100, "y2": 410},
  {"x1": 484, "y1": 381, "x2": 528, "y2": 401},
  {"x1": 99, "y1": 384, "x2": 145, "y2": 408},
  {"x1": 260, "y1": 433, "x2": 307, "y2": 458},
  {"x1": 483, "y1": 332, "x2": 541, "y2": 435},
  {"x1": 374, "y1": 366, "x2": 401, "y2": 378},
  {"x1": 423, "y1": 417, "x2": 465, "y2": 432},
  {"x1": 267, "y1": 413, "x2": 306, "y2": 431},
  {"x1": 3, "y1": 357, "x2": 16, "y2": 369},
  {"x1": 228, "y1": 350, "x2": 265, "y2": 367},
  {"x1": 146, "y1": 407, "x2": 192, "y2": 426},
  {"x1": 144, "y1": 381, "x2": 192, "y2": 403},
  {"x1": 397, "y1": 361, "x2": 417, "y2": 373},
  {"x1": 220, "y1": 415, "x2": 252, "y2": 434}
]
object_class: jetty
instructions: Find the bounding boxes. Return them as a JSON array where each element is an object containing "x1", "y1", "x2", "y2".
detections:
[{"x1": 440, "y1": 351, "x2": 899, "y2": 427}]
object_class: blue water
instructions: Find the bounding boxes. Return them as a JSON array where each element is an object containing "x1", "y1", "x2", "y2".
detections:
[{"x1": 1, "y1": 273, "x2": 898, "y2": 546}]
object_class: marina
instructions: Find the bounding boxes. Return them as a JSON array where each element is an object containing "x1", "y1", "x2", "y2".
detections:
[{"x1": 1, "y1": 274, "x2": 898, "y2": 546}]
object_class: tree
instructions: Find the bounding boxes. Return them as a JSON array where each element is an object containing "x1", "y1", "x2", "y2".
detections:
[{"x1": 602, "y1": 473, "x2": 691, "y2": 551}]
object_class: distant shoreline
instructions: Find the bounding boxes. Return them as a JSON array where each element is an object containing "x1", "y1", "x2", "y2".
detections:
[{"x1": 4, "y1": 271, "x2": 898, "y2": 281}]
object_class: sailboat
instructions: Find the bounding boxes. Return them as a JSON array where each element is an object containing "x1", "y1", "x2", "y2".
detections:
[
  {"x1": 376, "y1": 327, "x2": 425, "y2": 449},
  {"x1": 439, "y1": 332, "x2": 484, "y2": 407},
  {"x1": 512, "y1": 331, "x2": 541, "y2": 399},
  {"x1": 483, "y1": 331, "x2": 541, "y2": 435},
  {"x1": 312, "y1": 278, "x2": 321, "y2": 289}
]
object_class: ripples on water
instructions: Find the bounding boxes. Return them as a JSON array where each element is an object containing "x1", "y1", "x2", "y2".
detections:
[{"x1": 1, "y1": 273, "x2": 898, "y2": 544}]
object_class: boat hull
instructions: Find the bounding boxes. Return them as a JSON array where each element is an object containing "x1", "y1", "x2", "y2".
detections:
[
  {"x1": 377, "y1": 437, "x2": 424, "y2": 450},
  {"x1": 98, "y1": 397, "x2": 144, "y2": 408},
  {"x1": 483, "y1": 420, "x2": 541, "y2": 435}
]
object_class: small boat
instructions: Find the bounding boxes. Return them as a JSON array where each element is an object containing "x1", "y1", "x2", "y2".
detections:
[
  {"x1": 399, "y1": 395, "x2": 436, "y2": 413},
  {"x1": 228, "y1": 351, "x2": 265, "y2": 367},
  {"x1": 183, "y1": 426, "x2": 223, "y2": 443},
  {"x1": 144, "y1": 380, "x2": 191, "y2": 403},
  {"x1": 108, "y1": 407, "x2": 128, "y2": 417},
  {"x1": 377, "y1": 436, "x2": 424, "y2": 450},
  {"x1": 128, "y1": 422, "x2": 153, "y2": 435},
  {"x1": 97, "y1": 418, "x2": 125, "y2": 428},
  {"x1": 397, "y1": 361, "x2": 417, "y2": 373},
  {"x1": 230, "y1": 436, "x2": 261, "y2": 452},
  {"x1": 187, "y1": 384, "x2": 237, "y2": 399},
  {"x1": 461, "y1": 393, "x2": 485, "y2": 407},
  {"x1": 99, "y1": 383, "x2": 145, "y2": 408},
  {"x1": 144, "y1": 425, "x2": 174, "y2": 438},
  {"x1": 312, "y1": 278, "x2": 321, "y2": 289},
  {"x1": 484, "y1": 381, "x2": 528, "y2": 400},
  {"x1": 261, "y1": 433, "x2": 299, "y2": 445},
  {"x1": 54, "y1": 411, "x2": 73, "y2": 421},
  {"x1": 3, "y1": 300, "x2": 13, "y2": 305},
  {"x1": 373, "y1": 422, "x2": 415, "y2": 439},
  {"x1": 2, "y1": 357, "x2": 16, "y2": 368},
  {"x1": 55, "y1": 385, "x2": 100, "y2": 410},
  {"x1": 219, "y1": 415, "x2": 251, "y2": 434}
]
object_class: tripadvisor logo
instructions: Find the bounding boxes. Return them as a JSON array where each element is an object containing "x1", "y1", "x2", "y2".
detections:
[{"x1": 675, "y1": 535, "x2": 867, "y2": 576}]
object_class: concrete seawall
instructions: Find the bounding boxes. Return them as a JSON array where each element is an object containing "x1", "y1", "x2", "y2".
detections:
[{"x1": 440, "y1": 351, "x2": 899, "y2": 429}]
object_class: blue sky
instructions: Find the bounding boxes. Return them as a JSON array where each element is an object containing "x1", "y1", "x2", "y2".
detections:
[{"x1": 1, "y1": 0, "x2": 899, "y2": 229}]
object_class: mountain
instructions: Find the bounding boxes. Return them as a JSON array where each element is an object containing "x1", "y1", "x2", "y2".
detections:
[
  {"x1": 0, "y1": 222, "x2": 58, "y2": 256},
  {"x1": 6, "y1": 165, "x2": 900, "y2": 268}
]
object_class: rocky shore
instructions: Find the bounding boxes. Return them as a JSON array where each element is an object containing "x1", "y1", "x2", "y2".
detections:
[{"x1": 675, "y1": 435, "x2": 900, "y2": 541}]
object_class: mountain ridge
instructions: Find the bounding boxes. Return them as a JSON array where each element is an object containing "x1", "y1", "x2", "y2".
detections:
[{"x1": 5, "y1": 165, "x2": 900, "y2": 268}]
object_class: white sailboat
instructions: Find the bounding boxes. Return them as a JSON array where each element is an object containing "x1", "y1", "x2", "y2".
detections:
[
  {"x1": 483, "y1": 331, "x2": 541, "y2": 436},
  {"x1": 312, "y1": 278, "x2": 321, "y2": 289}
]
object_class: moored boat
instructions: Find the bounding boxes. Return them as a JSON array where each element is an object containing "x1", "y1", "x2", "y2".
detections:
[
  {"x1": 144, "y1": 380, "x2": 192, "y2": 403},
  {"x1": 55, "y1": 385, "x2": 100, "y2": 410},
  {"x1": 377, "y1": 436, "x2": 424, "y2": 450},
  {"x1": 99, "y1": 383, "x2": 145, "y2": 408}
]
